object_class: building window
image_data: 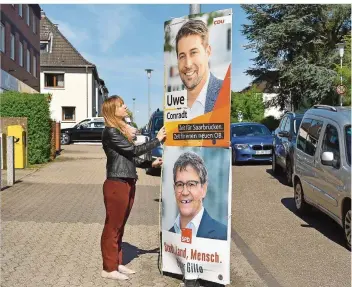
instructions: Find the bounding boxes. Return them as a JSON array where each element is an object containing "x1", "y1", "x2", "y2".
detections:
[
  {"x1": 26, "y1": 5, "x2": 30, "y2": 26},
  {"x1": 33, "y1": 55, "x2": 36, "y2": 77},
  {"x1": 19, "y1": 41, "x2": 23, "y2": 66},
  {"x1": 32, "y1": 14, "x2": 36, "y2": 34},
  {"x1": 45, "y1": 73, "x2": 64, "y2": 88},
  {"x1": 26, "y1": 49, "x2": 30, "y2": 73},
  {"x1": 0, "y1": 23, "x2": 4, "y2": 52},
  {"x1": 10, "y1": 33, "x2": 15, "y2": 60},
  {"x1": 40, "y1": 41, "x2": 48, "y2": 53},
  {"x1": 19, "y1": 4, "x2": 23, "y2": 17},
  {"x1": 62, "y1": 107, "x2": 75, "y2": 121}
]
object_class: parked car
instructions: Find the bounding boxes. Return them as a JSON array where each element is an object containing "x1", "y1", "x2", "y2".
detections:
[
  {"x1": 142, "y1": 109, "x2": 164, "y2": 174},
  {"x1": 230, "y1": 122, "x2": 273, "y2": 164},
  {"x1": 293, "y1": 105, "x2": 351, "y2": 249},
  {"x1": 272, "y1": 112, "x2": 304, "y2": 186},
  {"x1": 61, "y1": 117, "x2": 105, "y2": 145}
]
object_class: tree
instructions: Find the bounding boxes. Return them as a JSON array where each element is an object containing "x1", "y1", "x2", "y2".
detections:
[
  {"x1": 231, "y1": 86, "x2": 265, "y2": 123},
  {"x1": 241, "y1": 4, "x2": 351, "y2": 109}
]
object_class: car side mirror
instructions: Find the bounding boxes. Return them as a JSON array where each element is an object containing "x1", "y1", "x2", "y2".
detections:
[
  {"x1": 278, "y1": 131, "x2": 290, "y2": 138},
  {"x1": 321, "y1": 151, "x2": 334, "y2": 166}
]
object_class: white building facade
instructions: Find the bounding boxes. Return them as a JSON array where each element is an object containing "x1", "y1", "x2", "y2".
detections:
[{"x1": 40, "y1": 11, "x2": 108, "y2": 128}]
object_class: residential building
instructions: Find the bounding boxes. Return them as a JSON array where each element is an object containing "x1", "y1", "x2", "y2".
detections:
[
  {"x1": 40, "y1": 10, "x2": 108, "y2": 128},
  {"x1": 0, "y1": 4, "x2": 41, "y2": 93}
]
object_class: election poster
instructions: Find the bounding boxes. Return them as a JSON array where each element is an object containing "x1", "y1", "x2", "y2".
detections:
[
  {"x1": 163, "y1": 9, "x2": 232, "y2": 147},
  {"x1": 161, "y1": 146, "x2": 231, "y2": 284}
]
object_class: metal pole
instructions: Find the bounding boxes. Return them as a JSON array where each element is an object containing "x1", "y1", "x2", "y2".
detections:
[
  {"x1": 7, "y1": 136, "x2": 14, "y2": 186},
  {"x1": 132, "y1": 98, "x2": 136, "y2": 122},
  {"x1": 148, "y1": 77, "x2": 151, "y2": 118},
  {"x1": 190, "y1": 4, "x2": 201, "y2": 15},
  {"x1": 340, "y1": 57, "x2": 343, "y2": 106}
]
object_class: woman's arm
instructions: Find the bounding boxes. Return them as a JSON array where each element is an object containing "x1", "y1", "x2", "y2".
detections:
[
  {"x1": 133, "y1": 157, "x2": 152, "y2": 169},
  {"x1": 106, "y1": 128, "x2": 160, "y2": 157}
]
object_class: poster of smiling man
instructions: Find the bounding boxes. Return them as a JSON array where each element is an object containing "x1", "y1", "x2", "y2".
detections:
[
  {"x1": 161, "y1": 146, "x2": 231, "y2": 284},
  {"x1": 164, "y1": 9, "x2": 232, "y2": 148}
]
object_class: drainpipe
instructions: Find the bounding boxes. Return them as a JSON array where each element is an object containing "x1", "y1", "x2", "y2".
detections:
[{"x1": 86, "y1": 65, "x2": 88, "y2": 118}]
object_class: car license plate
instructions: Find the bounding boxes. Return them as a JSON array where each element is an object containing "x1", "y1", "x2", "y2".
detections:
[{"x1": 255, "y1": 150, "x2": 272, "y2": 155}]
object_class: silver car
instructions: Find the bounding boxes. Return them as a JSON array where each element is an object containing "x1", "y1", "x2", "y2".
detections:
[{"x1": 293, "y1": 105, "x2": 351, "y2": 249}]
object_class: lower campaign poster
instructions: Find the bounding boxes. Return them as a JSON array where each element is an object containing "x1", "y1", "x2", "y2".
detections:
[{"x1": 161, "y1": 146, "x2": 231, "y2": 284}]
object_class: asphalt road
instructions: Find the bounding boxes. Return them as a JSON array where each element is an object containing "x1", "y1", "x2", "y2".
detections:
[{"x1": 232, "y1": 163, "x2": 351, "y2": 287}]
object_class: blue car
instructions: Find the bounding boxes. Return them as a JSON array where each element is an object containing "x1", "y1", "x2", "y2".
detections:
[
  {"x1": 142, "y1": 109, "x2": 164, "y2": 174},
  {"x1": 230, "y1": 122, "x2": 273, "y2": 164}
]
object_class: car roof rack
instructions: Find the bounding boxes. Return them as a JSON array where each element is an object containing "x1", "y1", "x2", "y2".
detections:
[{"x1": 312, "y1": 105, "x2": 337, "y2": 112}]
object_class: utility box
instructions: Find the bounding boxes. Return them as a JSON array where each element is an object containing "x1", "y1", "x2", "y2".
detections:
[{"x1": 7, "y1": 125, "x2": 26, "y2": 169}]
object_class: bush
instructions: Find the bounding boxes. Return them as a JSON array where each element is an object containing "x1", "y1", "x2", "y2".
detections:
[
  {"x1": 260, "y1": 116, "x2": 281, "y2": 131},
  {"x1": 0, "y1": 91, "x2": 52, "y2": 164}
]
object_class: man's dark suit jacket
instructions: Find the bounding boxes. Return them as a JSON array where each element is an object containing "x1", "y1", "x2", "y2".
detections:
[
  {"x1": 169, "y1": 208, "x2": 228, "y2": 241},
  {"x1": 204, "y1": 73, "x2": 223, "y2": 114}
]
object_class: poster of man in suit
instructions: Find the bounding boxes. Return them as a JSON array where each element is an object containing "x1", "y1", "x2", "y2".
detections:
[
  {"x1": 161, "y1": 146, "x2": 231, "y2": 284},
  {"x1": 163, "y1": 9, "x2": 232, "y2": 148}
]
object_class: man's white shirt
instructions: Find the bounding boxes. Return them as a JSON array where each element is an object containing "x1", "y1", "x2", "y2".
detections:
[
  {"x1": 173, "y1": 206, "x2": 204, "y2": 236},
  {"x1": 187, "y1": 72, "x2": 210, "y2": 120}
]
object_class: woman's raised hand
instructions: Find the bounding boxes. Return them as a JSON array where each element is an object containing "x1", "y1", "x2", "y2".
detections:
[{"x1": 156, "y1": 126, "x2": 167, "y2": 142}]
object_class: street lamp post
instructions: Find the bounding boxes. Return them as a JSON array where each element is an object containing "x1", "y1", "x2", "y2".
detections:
[
  {"x1": 132, "y1": 98, "x2": 136, "y2": 122},
  {"x1": 337, "y1": 42, "x2": 345, "y2": 106},
  {"x1": 145, "y1": 69, "x2": 153, "y2": 118}
]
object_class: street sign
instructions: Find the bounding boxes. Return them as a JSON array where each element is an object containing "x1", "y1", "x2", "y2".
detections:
[{"x1": 336, "y1": 85, "x2": 346, "y2": 95}]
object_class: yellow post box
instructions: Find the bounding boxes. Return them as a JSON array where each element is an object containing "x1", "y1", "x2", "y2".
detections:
[{"x1": 7, "y1": 125, "x2": 26, "y2": 169}]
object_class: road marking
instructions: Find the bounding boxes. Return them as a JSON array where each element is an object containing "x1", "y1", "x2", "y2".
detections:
[{"x1": 231, "y1": 227, "x2": 283, "y2": 287}]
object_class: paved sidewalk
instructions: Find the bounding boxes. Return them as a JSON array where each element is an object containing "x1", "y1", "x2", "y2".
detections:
[{"x1": 1, "y1": 145, "x2": 266, "y2": 287}]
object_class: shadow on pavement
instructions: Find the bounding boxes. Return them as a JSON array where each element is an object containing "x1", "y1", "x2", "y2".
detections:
[
  {"x1": 233, "y1": 161, "x2": 271, "y2": 167},
  {"x1": 122, "y1": 242, "x2": 159, "y2": 265},
  {"x1": 281, "y1": 197, "x2": 347, "y2": 249},
  {"x1": 1, "y1": 180, "x2": 23, "y2": 191},
  {"x1": 266, "y1": 168, "x2": 289, "y2": 186}
]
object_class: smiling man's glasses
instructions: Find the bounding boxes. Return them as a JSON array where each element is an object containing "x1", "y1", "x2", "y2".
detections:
[{"x1": 174, "y1": 180, "x2": 200, "y2": 193}]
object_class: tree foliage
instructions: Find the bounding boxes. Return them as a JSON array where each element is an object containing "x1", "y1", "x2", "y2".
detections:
[
  {"x1": 241, "y1": 4, "x2": 351, "y2": 109},
  {"x1": 231, "y1": 86, "x2": 265, "y2": 123}
]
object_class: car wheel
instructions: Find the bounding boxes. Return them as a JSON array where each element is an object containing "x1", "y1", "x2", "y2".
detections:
[
  {"x1": 232, "y1": 150, "x2": 236, "y2": 165},
  {"x1": 61, "y1": 133, "x2": 71, "y2": 145},
  {"x1": 294, "y1": 180, "x2": 309, "y2": 214},
  {"x1": 286, "y1": 158, "x2": 293, "y2": 187},
  {"x1": 272, "y1": 153, "x2": 280, "y2": 175},
  {"x1": 343, "y1": 207, "x2": 351, "y2": 250}
]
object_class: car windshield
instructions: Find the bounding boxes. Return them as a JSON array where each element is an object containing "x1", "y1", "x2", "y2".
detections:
[
  {"x1": 294, "y1": 118, "x2": 302, "y2": 135},
  {"x1": 231, "y1": 125, "x2": 271, "y2": 137},
  {"x1": 154, "y1": 117, "x2": 163, "y2": 133},
  {"x1": 345, "y1": 125, "x2": 351, "y2": 166}
]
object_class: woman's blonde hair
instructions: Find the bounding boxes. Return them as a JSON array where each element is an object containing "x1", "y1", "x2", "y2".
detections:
[{"x1": 102, "y1": 95, "x2": 133, "y2": 142}]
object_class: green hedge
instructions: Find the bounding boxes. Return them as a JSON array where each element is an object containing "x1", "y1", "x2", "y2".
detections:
[
  {"x1": 260, "y1": 116, "x2": 281, "y2": 132},
  {"x1": 1, "y1": 91, "x2": 52, "y2": 164}
]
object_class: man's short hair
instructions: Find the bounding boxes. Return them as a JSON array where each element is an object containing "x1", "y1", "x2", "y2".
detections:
[
  {"x1": 173, "y1": 152, "x2": 208, "y2": 185},
  {"x1": 175, "y1": 19, "x2": 209, "y2": 56}
]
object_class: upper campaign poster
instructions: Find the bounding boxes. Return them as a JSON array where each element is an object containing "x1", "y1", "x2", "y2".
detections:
[{"x1": 163, "y1": 9, "x2": 232, "y2": 147}]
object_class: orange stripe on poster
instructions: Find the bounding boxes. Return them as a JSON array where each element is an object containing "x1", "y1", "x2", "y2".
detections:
[{"x1": 164, "y1": 65, "x2": 231, "y2": 148}]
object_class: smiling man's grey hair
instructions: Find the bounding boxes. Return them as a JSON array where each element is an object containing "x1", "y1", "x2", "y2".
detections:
[{"x1": 173, "y1": 151, "x2": 208, "y2": 185}]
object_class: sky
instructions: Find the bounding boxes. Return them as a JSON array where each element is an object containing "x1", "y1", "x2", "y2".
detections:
[{"x1": 41, "y1": 4, "x2": 255, "y2": 127}]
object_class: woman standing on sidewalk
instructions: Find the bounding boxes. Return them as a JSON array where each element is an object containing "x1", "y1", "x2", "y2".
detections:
[{"x1": 101, "y1": 95, "x2": 166, "y2": 281}]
